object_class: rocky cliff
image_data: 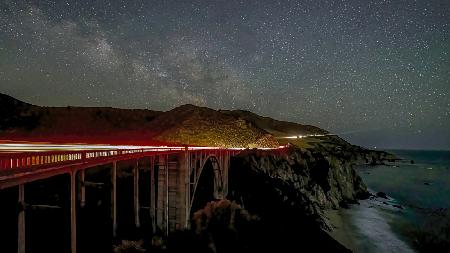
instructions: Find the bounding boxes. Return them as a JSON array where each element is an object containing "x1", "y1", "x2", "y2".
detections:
[
  {"x1": 216, "y1": 145, "x2": 384, "y2": 252},
  {"x1": 164, "y1": 146, "x2": 376, "y2": 252},
  {"x1": 229, "y1": 147, "x2": 370, "y2": 228}
]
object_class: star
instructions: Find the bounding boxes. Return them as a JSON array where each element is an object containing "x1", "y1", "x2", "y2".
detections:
[{"x1": 0, "y1": 0, "x2": 449, "y2": 149}]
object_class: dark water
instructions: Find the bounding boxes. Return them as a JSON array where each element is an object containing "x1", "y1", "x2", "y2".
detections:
[
  {"x1": 346, "y1": 150, "x2": 450, "y2": 252},
  {"x1": 360, "y1": 150, "x2": 450, "y2": 210}
]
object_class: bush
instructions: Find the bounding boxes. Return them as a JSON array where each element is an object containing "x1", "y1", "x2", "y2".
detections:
[{"x1": 113, "y1": 240, "x2": 146, "y2": 253}]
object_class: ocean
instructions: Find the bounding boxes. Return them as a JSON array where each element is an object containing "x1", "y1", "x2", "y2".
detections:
[{"x1": 344, "y1": 150, "x2": 450, "y2": 252}]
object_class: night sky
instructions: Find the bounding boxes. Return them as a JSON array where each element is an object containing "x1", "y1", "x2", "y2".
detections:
[{"x1": 1, "y1": 0, "x2": 449, "y2": 150}]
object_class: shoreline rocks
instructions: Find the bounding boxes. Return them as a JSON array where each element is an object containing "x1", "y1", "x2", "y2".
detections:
[
  {"x1": 223, "y1": 146, "x2": 376, "y2": 251},
  {"x1": 376, "y1": 192, "x2": 388, "y2": 199}
]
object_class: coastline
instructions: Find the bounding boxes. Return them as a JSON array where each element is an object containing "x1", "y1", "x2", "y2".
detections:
[
  {"x1": 325, "y1": 209, "x2": 358, "y2": 252},
  {"x1": 355, "y1": 151, "x2": 450, "y2": 252},
  {"x1": 326, "y1": 199, "x2": 416, "y2": 253}
]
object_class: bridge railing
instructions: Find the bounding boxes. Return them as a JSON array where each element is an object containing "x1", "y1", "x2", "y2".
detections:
[
  {"x1": 0, "y1": 150, "x2": 83, "y2": 170},
  {"x1": 0, "y1": 149, "x2": 163, "y2": 171},
  {"x1": 0, "y1": 145, "x2": 282, "y2": 172}
]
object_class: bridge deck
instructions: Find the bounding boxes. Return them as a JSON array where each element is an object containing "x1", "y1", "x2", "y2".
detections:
[
  {"x1": 0, "y1": 141, "x2": 285, "y2": 189},
  {"x1": 0, "y1": 149, "x2": 177, "y2": 189}
]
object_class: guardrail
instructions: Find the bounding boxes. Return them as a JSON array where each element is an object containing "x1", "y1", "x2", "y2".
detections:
[
  {"x1": 0, "y1": 148, "x2": 187, "y2": 171},
  {"x1": 0, "y1": 145, "x2": 286, "y2": 172},
  {"x1": 1, "y1": 150, "x2": 120, "y2": 170}
]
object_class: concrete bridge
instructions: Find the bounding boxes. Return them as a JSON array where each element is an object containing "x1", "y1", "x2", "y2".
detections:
[{"x1": 0, "y1": 142, "x2": 283, "y2": 253}]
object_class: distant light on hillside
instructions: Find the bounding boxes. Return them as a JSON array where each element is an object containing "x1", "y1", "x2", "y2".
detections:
[{"x1": 278, "y1": 134, "x2": 331, "y2": 139}]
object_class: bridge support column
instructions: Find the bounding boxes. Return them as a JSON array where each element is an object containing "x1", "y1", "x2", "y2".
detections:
[
  {"x1": 156, "y1": 155, "x2": 168, "y2": 235},
  {"x1": 18, "y1": 184, "x2": 25, "y2": 253},
  {"x1": 133, "y1": 159, "x2": 140, "y2": 228},
  {"x1": 150, "y1": 157, "x2": 156, "y2": 233},
  {"x1": 223, "y1": 152, "x2": 229, "y2": 198},
  {"x1": 211, "y1": 153, "x2": 224, "y2": 200},
  {"x1": 165, "y1": 156, "x2": 169, "y2": 236},
  {"x1": 70, "y1": 172, "x2": 77, "y2": 253},
  {"x1": 111, "y1": 162, "x2": 117, "y2": 238},
  {"x1": 79, "y1": 170, "x2": 86, "y2": 208},
  {"x1": 184, "y1": 149, "x2": 190, "y2": 229}
]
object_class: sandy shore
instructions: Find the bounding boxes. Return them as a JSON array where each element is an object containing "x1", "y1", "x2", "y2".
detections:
[{"x1": 325, "y1": 209, "x2": 358, "y2": 252}]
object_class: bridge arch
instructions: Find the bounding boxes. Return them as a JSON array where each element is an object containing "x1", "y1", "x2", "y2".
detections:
[{"x1": 189, "y1": 154, "x2": 226, "y2": 216}]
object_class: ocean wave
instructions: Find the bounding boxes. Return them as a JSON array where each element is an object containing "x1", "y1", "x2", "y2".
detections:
[{"x1": 344, "y1": 199, "x2": 416, "y2": 253}]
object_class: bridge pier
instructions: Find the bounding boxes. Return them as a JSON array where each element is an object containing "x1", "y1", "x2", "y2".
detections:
[
  {"x1": 222, "y1": 151, "x2": 229, "y2": 197},
  {"x1": 111, "y1": 162, "x2": 117, "y2": 238},
  {"x1": 79, "y1": 170, "x2": 86, "y2": 208},
  {"x1": 18, "y1": 184, "x2": 25, "y2": 253},
  {"x1": 156, "y1": 155, "x2": 169, "y2": 235},
  {"x1": 164, "y1": 157, "x2": 169, "y2": 236},
  {"x1": 184, "y1": 150, "x2": 190, "y2": 229},
  {"x1": 133, "y1": 159, "x2": 140, "y2": 228},
  {"x1": 70, "y1": 172, "x2": 77, "y2": 253},
  {"x1": 150, "y1": 157, "x2": 156, "y2": 233}
]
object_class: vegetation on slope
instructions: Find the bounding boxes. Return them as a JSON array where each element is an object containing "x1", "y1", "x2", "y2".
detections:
[
  {"x1": 149, "y1": 105, "x2": 278, "y2": 148},
  {"x1": 221, "y1": 109, "x2": 327, "y2": 137}
]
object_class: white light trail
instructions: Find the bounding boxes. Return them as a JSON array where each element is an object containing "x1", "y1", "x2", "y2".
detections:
[
  {"x1": 0, "y1": 141, "x2": 286, "y2": 153},
  {"x1": 0, "y1": 143, "x2": 181, "y2": 152},
  {"x1": 277, "y1": 133, "x2": 334, "y2": 139}
]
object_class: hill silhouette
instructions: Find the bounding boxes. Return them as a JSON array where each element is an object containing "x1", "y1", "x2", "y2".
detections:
[{"x1": 0, "y1": 93, "x2": 330, "y2": 148}]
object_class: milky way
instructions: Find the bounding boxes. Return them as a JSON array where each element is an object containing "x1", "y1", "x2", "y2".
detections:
[{"x1": 0, "y1": 0, "x2": 449, "y2": 149}]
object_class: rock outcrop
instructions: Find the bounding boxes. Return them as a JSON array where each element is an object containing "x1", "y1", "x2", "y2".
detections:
[
  {"x1": 160, "y1": 146, "x2": 391, "y2": 252},
  {"x1": 229, "y1": 147, "x2": 370, "y2": 229},
  {"x1": 202, "y1": 146, "x2": 370, "y2": 252}
]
